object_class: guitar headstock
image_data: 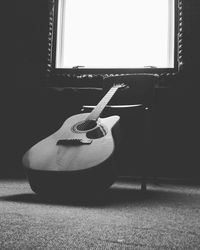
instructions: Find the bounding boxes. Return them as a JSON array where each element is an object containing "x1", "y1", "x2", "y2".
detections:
[{"x1": 113, "y1": 83, "x2": 129, "y2": 90}]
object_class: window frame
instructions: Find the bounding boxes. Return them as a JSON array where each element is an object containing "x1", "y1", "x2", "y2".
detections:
[{"x1": 47, "y1": 0, "x2": 183, "y2": 80}]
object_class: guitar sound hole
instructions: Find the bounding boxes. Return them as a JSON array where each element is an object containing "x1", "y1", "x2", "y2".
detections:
[{"x1": 73, "y1": 120, "x2": 97, "y2": 132}]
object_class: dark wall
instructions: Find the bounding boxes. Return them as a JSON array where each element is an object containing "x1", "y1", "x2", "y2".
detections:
[{"x1": 4, "y1": 0, "x2": 200, "y2": 179}]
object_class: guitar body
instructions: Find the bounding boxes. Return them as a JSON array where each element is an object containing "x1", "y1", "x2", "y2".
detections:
[{"x1": 23, "y1": 113, "x2": 120, "y2": 196}]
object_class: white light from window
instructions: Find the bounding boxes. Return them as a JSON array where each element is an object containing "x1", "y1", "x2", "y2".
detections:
[{"x1": 56, "y1": 0, "x2": 174, "y2": 69}]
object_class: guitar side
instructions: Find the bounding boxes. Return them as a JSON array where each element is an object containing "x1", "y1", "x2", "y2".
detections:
[{"x1": 23, "y1": 113, "x2": 120, "y2": 172}]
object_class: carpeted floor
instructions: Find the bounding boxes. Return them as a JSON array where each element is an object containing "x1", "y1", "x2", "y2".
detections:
[{"x1": 0, "y1": 179, "x2": 200, "y2": 249}]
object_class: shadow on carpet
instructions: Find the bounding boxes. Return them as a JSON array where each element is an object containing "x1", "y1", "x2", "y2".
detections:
[{"x1": 0, "y1": 182, "x2": 198, "y2": 208}]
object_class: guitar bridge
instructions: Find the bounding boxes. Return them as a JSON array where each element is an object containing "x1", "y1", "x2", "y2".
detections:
[{"x1": 56, "y1": 138, "x2": 93, "y2": 146}]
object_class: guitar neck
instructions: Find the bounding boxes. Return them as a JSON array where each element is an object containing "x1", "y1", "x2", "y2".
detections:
[{"x1": 86, "y1": 86, "x2": 119, "y2": 121}]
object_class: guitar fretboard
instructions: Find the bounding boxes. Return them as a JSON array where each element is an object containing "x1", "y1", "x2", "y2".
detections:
[{"x1": 86, "y1": 86, "x2": 119, "y2": 121}]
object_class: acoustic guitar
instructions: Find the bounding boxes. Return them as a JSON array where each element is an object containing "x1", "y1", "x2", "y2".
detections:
[{"x1": 23, "y1": 84, "x2": 125, "y2": 196}]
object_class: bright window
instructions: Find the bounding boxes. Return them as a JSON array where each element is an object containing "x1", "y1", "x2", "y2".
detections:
[{"x1": 56, "y1": 0, "x2": 175, "y2": 70}]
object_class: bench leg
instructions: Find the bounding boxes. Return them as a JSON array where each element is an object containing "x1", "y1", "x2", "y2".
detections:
[{"x1": 141, "y1": 179, "x2": 147, "y2": 191}]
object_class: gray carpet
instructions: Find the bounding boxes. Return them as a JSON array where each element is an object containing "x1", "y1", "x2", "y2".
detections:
[{"x1": 0, "y1": 179, "x2": 200, "y2": 249}]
